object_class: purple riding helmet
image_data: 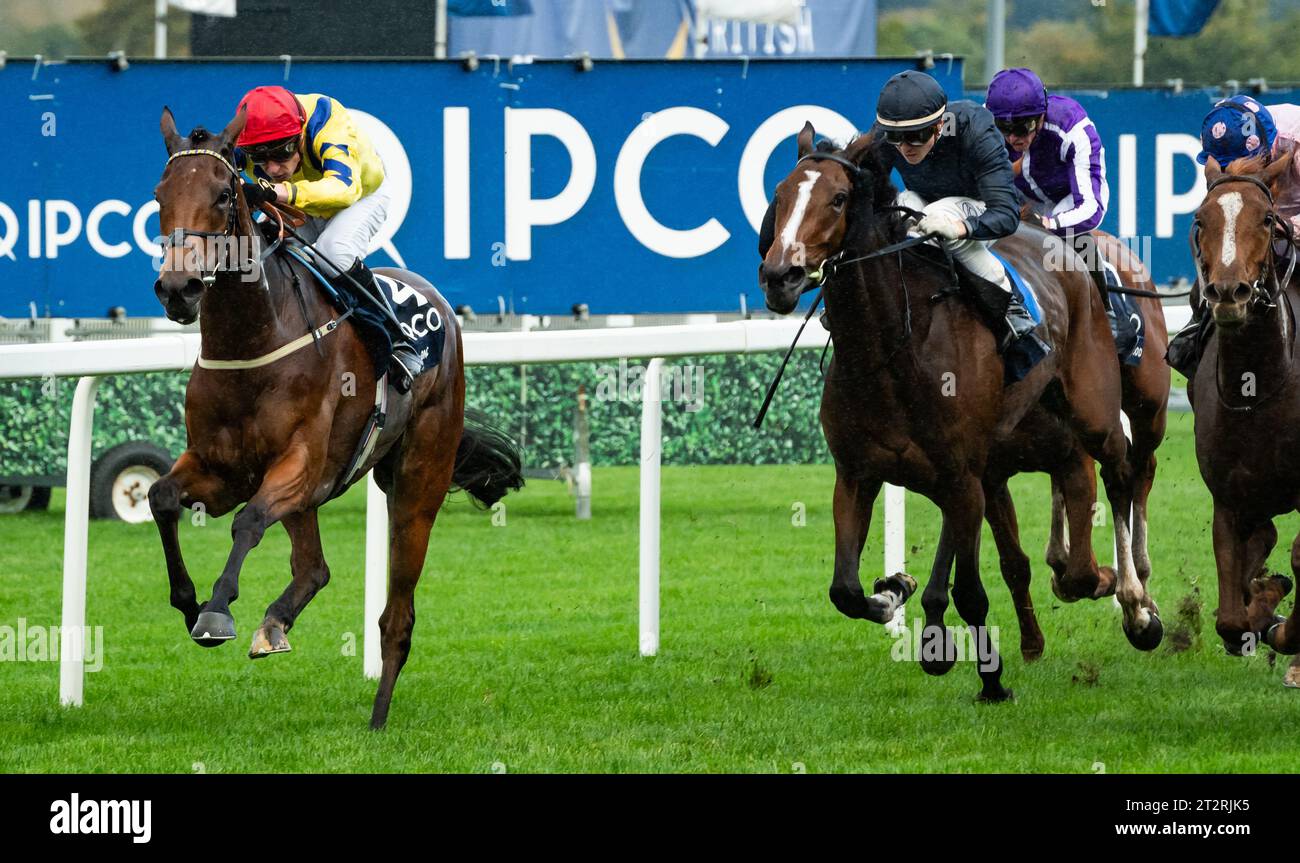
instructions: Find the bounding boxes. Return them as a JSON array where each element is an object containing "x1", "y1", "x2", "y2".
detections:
[{"x1": 985, "y1": 67, "x2": 1048, "y2": 120}]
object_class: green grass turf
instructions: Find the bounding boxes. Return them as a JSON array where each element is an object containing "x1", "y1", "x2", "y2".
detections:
[{"x1": 1, "y1": 410, "x2": 1298, "y2": 773}]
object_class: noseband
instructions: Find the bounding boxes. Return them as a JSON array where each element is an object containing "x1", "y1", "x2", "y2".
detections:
[
  {"x1": 1191, "y1": 171, "x2": 1298, "y2": 309},
  {"x1": 160, "y1": 148, "x2": 245, "y2": 287}
]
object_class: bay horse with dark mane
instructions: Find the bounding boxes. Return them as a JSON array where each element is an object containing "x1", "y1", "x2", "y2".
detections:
[
  {"x1": 760, "y1": 125, "x2": 1160, "y2": 699},
  {"x1": 150, "y1": 107, "x2": 522, "y2": 728},
  {"x1": 1187, "y1": 153, "x2": 1300, "y2": 660},
  {"x1": 980, "y1": 232, "x2": 1169, "y2": 662}
]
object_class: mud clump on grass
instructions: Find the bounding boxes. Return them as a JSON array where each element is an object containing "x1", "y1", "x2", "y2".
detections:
[
  {"x1": 1166, "y1": 588, "x2": 1203, "y2": 654},
  {"x1": 1071, "y1": 661, "x2": 1100, "y2": 687},
  {"x1": 745, "y1": 653, "x2": 774, "y2": 690}
]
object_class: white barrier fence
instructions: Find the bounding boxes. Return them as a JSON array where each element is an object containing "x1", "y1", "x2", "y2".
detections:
[
  {"x1": 1, "y1": 306, "x2": 1192, "y2": 706},
  {"x1": 0, "y1": 318, "x2": 912, "y2": 706}
]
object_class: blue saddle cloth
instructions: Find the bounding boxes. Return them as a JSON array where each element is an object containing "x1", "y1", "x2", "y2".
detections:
[
  {"x1": 988, "y1": 250, "x2": 1043, "y2": 325},
  {"x1": 990, "y1": 250, "x2": 1145, "y2": 368},
  {"x1": 283, "y1": 243, "x2": 446, "y2": 380}
]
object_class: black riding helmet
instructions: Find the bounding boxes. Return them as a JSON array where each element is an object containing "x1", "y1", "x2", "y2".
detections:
[{"x1": 875, "y1": 70, "x2": 948, "y2": 142}]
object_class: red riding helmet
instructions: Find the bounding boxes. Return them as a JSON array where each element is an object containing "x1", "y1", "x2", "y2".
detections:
[{"x1": 235, "y1": 86, "x2": 305, "y2": 147}]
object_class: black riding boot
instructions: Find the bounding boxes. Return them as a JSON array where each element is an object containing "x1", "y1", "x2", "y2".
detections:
[
  {"x1": 1165, "y1": 303, "x2": 1208, "y2": 380},
  {"x1": 962, "y1": 268, "x2": 1052, "y2": 382},
  {"x1": 332, "y1": 260, "x2": 423, "y2": 393}
]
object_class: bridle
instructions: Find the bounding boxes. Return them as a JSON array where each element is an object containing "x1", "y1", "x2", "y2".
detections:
[
  {"x1": 159, "y1": 147, "x2": 247, "y2": 287},
  {"x1": 1190, "y1": 171, "x2": 1297, "y2": 311}
]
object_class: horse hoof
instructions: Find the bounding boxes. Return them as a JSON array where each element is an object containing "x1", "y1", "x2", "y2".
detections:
[
  {"x1": 190, "y1": 611, "x2": 236, "y2": 647},
  {"x1": 1123, "y1": 611, "x2": 1163, "y2": 651},
  {"x1": 918, "y1": 625, "x2": 956, "y2": 676},
  {"x1": 1021, "y1": 643, "x2": 1045, "y2": 663},
  {"x1": 248, "y1": 625, "x2": 291, "y2": 659},
  {"x1": 1049, "y1": 574, "x2": 1080, "y2": 603},
  {"x1": 977, "y1": 687, "x2": 1014, "y2": 703},
  {"x1": 1284, "y1": 665, "x2": 1300, "y2": 689}
]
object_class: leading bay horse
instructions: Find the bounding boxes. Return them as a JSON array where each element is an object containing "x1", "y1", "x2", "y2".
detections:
[
  {"x1": 1187, "y1": 153, "x2": 1300, "y2": 661},
  {"x1": 149, "y1": 107, "x2": 523, "y2": 729},
  {"x1": 760, "y1": 125, "x2": 1158, "y2": 699}
]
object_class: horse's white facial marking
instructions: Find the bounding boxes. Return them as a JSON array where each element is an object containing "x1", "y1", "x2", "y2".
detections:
[
  {"x1": 781, "y1": 170, "x2": 822, "y2": 252},
  {"x1": 1218, "y1": 191, "x2": 1244, "y2": 267}
]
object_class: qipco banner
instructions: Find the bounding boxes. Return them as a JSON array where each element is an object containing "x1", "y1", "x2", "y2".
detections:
[
  {"x1": 0, "y1": 57, "x2": 956, "y2": 317},
  {"x1": 1, "y1": 58, "x2": 1278, "y2": 318}
]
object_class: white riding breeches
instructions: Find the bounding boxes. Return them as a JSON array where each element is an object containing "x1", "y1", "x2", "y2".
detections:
[
  {"x1": 896, "y1": 190, "x2": 1011, "y2": 292},
  {"x1": 296, "y1": 182, "x2": 392, "y2": 278}
]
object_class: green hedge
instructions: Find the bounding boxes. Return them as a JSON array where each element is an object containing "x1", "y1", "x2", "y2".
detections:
[{"x1": 0, "y1": 352, "x2": 834, "y2": 477}]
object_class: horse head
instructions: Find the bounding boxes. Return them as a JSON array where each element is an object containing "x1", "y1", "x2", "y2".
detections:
[
  {"x1": 758, "y1": 122, "x2": 893, "y2": 315},
  {"x1": 153, "y1": 106, "x2": 250, "y2": 324},
  {"x1": 1193, "y1": 152, "x2": 1296, "y2": 329}
]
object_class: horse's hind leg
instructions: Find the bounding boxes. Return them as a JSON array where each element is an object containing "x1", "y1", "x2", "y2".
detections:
[
  {"x1": 1049, "y1": 451, "x2": 1114, "y2": 602},
  {"x1": 249, "y1": 509, "x2": 331, "y2": 659},
  {"x1": 370, "y1": 408, "x2": 461, "y2": 730},
  {"x1": 985, "y1": 480, "x2": 1045, "y2": 662},
  {"x1": 147, "y1": 451, "x2": 236, "y2": 636},
  {"x1": 1045, "y1": 474, "x2": 1070, "y2": 579}
]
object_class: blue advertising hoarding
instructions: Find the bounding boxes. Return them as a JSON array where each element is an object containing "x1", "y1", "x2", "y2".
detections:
[
  {"x1": 0, "y1": 58, "x2": 1272, "y2": 318},
  {"x1": 2, "y1": 57, "x2": 957, "y2": 318}
]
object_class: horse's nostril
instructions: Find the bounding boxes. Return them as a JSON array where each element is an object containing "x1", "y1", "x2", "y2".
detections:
[
  {"x1": 783, "y1": 266, "x2": 806, "y2": 287},
  {"x1": 1232, "y1": 282, "x2": 1252, "y2": 303},
  {"x1": 1204, "y1": 283, "x2": 1222, "y2": 303}
]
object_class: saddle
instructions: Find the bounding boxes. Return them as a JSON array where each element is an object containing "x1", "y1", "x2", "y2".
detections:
[{"x1": 905, "y1": 241, "x2": 1051, "y2": 382}]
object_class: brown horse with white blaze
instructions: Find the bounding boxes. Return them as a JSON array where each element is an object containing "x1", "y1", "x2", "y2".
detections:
[
  {"x1": 1188, "y1": 153, "x2": 1300, "y2": 658},
  {"x1": 149, "y1": 106, "x2": 522, "y2": 728},
  {"x1": 759, "y1": 125, "x2": 1158, "y2": 699}
]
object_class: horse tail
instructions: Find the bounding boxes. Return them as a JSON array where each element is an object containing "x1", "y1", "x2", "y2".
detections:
[{"x1": 452, "y1": 408, "x2": 525, "y2": 507}]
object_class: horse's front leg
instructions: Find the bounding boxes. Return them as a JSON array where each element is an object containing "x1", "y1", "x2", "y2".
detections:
[
  {"x1": 192, "y1": 441, "x2": 318, "y2": 647},
  {"x1": 148, "y1": 451, "x2": 237, "y2": 635},
  {"x1": 827, "y1": 470, "x2": 897, "y2": 621},
  {"x1": 248, "y1": 509, "x2": 331, "y2": 659}
]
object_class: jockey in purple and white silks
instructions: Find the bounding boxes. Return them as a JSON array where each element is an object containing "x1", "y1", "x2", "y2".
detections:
[{"x1": 984, "y1": 68, "x2": 1117, "y2": 299}]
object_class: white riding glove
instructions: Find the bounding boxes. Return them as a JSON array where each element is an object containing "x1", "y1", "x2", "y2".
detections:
[{"x1": 916, "y1": 213, "x2": 968, "y2": 240}]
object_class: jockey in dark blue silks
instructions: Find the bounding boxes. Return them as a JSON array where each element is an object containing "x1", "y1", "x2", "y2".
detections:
[
  {"x1": 758, "y1": 71, "x2": 1046, "y2": 365},
  {"x1": 871, "y1": 70, "x2": 1045, "y2": 359}
]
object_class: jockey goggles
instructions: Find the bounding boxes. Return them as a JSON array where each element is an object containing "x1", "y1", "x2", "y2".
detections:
[
  {"x1": 242, "y1": 135, "x2": 300, "y2": 164},
  {"x1": 995, "y1": 116, "x2": 1039, "y2": 137},
  {"x1": 882, "y1": 125, "x2": 938, "y2": 147}
]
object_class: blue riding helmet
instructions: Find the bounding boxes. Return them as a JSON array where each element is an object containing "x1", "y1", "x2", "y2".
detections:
[
  {"x1": 985, "y1": 68, "x2": 1048, "y2": 119},
  {"x1": 1198, "y1": 95, "x2": 1278, "y2": 167}
]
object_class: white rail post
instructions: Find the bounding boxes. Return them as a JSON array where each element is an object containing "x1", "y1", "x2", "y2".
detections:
[
  {"x1": 883, "y1": 483, "x2": 907, "y2": 636},
  {"x1": 60, "y1": 376, "x2": 100, "y2": 707},
  {"x1": 363, "y1": 473, "x2": 388, "y2": 679},
  {"x1": 639, "y1": 358, "x2": 664, "y2": 657}
]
